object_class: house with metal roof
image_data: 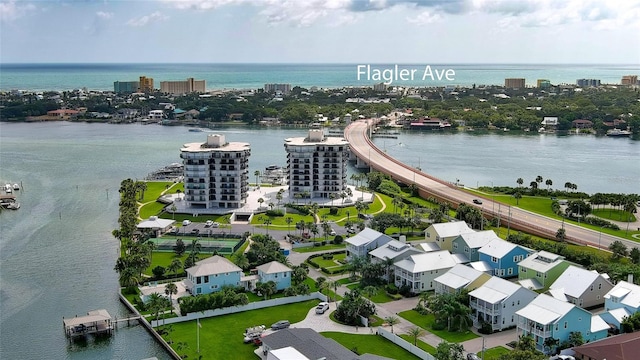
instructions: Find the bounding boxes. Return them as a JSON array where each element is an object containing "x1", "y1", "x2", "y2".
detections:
[
  {"x1": 393, "y1": 250, "x2": 457, "y2": 293},
  {"x1": 136, "y1": 216, "x2": 176, "y2": 237},
  {"x1": 572, "y1": 332, "x2": 640, "y2": 360},
  {"x1": 516, "y1": 293, "x2": 609, "y2": 353},
  {"x1": 546, "y1": 265, "x2": 613, "y2": 309},
  {"x1": 424, "y1": 221, "x2": 474, "y2": 252},
  {"x1": 599, "y1": 307, "x2": 633, "y2": 331},
  {"x1": 469, "y1": 276, "x2": 537, "y2": 332},
  {"x1": 433, "y1": 264, "x2": 491, "y2": 295},
  {"x1": 604, "y1": 280, "x2": 640, "y2": 314},
  {"x1": 184, "y1": 255, "x2": 242, "y2": 295},
  {"x1": 517, "y1": 251, "x2": 572, "y2": 291},
  {"x1": 256, "y1": 261, "x2": 292, "y2": 291},
  {"x1": 414, "y1": 241, "x2": 441, "y2": 253},
  {"x1": 478, "y1": 238, "x2": 532, "y2": 278},
  {"x1": 451, "y1": 230, "x2": 502, "y2": 262},
  {"x1": 345, "y1": 228, "x2": 394, "y2": 260}
]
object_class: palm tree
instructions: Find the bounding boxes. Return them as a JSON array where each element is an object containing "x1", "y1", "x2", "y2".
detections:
[
  {"x1": 164, "y1": 283, "x2": 178, "y2": 314},
  {"x1": 564, "y1": 182, "x2": 572, "y2": 192},
  {"x1": 545, "y1": 179, "x2": 553, "y2": 190},
  {"x1": 407, "y1": 326, "x2": 426, "y2": 346},
  {"x1": 362, "y1": 285, "x2": 378, "y2": 299},
  {"x1": 329, "y1": 193, "x2": 336, "y2": 206},
  {"x1": 535, "y1": 175, "x2": 543, "y2": 185},
  {"x1": 384, "y1": 316, "x2": 400, "y2": 333},
  {"x1": 514, "y1": 191, "x2": 522, "y2": 205},
  {"x1": 233, "y1": 253, "x2": 249, "y2": 270},
  {"x1": 147, "y1": 293, "x2": 166, "y2": 322},
  {"x1": 516, "y1": 178, "x2": 523, "y2": 187},
  {"x1": 263, "y1": 218, "x2": 272, "y2": 236},
  {"x1": 382, "y1": 257, "x2": 395, "y2": 284},
  {"x1": 285, "y1": 216, "x2": 293, "y2": 235},
  {"x1": 167, "y1": 258, "x2": 183, "y2": 277},
  {"x1": 392, "y1": 196, "x2": 403, "y2": 214},
  {"x1": 257, "y1": 197, "x2": 264, "y2": 209},
  {"x1": 254, "y1": 170, "x2": 261, "y2": 187}
]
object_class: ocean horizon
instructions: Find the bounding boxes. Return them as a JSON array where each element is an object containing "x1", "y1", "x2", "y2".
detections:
[{"x1": 1, "y1": 63, "x2": 638, "y2": 92}]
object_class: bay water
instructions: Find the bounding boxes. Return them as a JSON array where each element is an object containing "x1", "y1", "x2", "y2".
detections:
[{"x1": 0, "y1": 122, "x2": 638, "y2": 359}]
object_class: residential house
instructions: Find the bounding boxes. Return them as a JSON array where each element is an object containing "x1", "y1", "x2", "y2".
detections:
[
  {"x1": 572, "y1": 331, "x2": 640, "y2": 360},
  {"x1": 604, "y1": 280, "x2": 640, "y2": 313},
  {"x1": 518, "y1": 251, "x2": 572, "y2": 291},
  {"x1": 394, "y1": 250, "x2": 457, "y2": 293},
  {"x1": 369, "y1": 240, "x2": 423, "y2": 280},
  {"x1": 424, "y1": 221, "x2": 474, "y2": 252},
  {"x1": 547, "y1": 266, "x2": 613, "y2": 309},
  {"x1": 345, "y1": 228, "x2": 394, "y2": 260},
  {"x1": 136, "y1": 216, "x2": 175, "y2": 237},
  {"x1": 469, "y1": 276, "x2": 537, "y2": 332},
  {"x1": 256, "y1": 261, "x2": 292, "y2": 291},
  {"x1": 516, "y1": 294, "x2": 609, "y2": 352},
  {"x1": 433, "y1": 264, "x2": 491, "y2": 295},
  {"x1": 414, "y1": 242, "x2": 441, "y2": 253},
  {"x1": 478, "y1": 238, "x2": 532, "y2": 278},
  {"x1": 599, "y1": 307, "x2": 633, "y2": 331},
  {"x1": 184, "y1": 255, "x2": 242, "y2": 295},
  {"x1": 451, "y1": 230, "x2": 502, "y2": 262}
]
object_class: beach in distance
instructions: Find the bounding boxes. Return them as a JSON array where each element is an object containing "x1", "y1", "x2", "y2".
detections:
[{"x1": 1, "y1": 63, "x2": 639, "y2": 91}]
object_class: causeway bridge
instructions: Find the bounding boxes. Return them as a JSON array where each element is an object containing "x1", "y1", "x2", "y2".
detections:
[{"x1": 344, "y1": 119, "x2": 637, "y2": 251}]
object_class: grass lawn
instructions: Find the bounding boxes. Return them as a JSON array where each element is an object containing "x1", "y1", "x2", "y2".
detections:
[
  {"x1": 346, "y1": 284, "x2": 396, "y2": 303},
  {"x1": 312, "y1": 252, "x2": 347, "y2": 268},
  {"x1": 144, "y1": 252, "x2": 191, "y2": 277},
  {"x1": 250, "y1": 212, "x2": 314, "y2": 226},
  {"x1": 481, "y1": 346, "x2": 511, "y2": 360},
  {"x1": 294, "y1": 243, "x2": 346, "y2": 253},
  {"x1": 317, "y1": 206, "x2": 358, "y2": 222},
  {"x1": 139, "y1": 201, "x2": 166, "y2": 219},
  {"x1": 399, "y1": 334, "x2": 437, "y2": 355},
  {"x1": 593, "y1": 208, "x2": 637, "y2": 222},
  {"x1": 321, "y1": 332, "x2": 420, "y2": 359},
  {"x1": 398, "y1": 310, "x2": 478, "y2": 343},
  {"x1": 140, "y1": 181, "x2": 174, "y2": 202},
  {"x1": 160, "y1": 300, "x2": 319, "y2": 360}
]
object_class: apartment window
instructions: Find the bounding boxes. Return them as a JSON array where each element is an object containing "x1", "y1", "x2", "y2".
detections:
[
  {"x1": 590, "y1": 285, "x2": 594, "y2": 291},
  {"x1": 536, "y1": 272, "x2": 542, "y2": 277},
  {"x1": 598, "y1": 283, "x2": 602, "y2": 290},
  {"x1": 197, "y1": 277, "x2": 202, "y2": 284},
  {"x1": 555, "y1": 324, "x2": 559, "y2": 331},
  {"x1": 204, "y1": 276, "x2": 209, "y2": 283},
  {"x1": 491, "y1": 257, "x2": 498, "y2": 263},
  {"x1": 225, "y1": 272, "x2": 229, "y2": 276},
  {"x1": 564, "y1": 321, "x2": 568, "y2": 329},
  {"x1": 426, "y1": 232, "x2": 431, "y2": 238},
  {"x1": 465, "y1": 246, "x2": 469, "y2": 253},
  {"x1": 212, "y1": 285, "x2": 218, "y2": 289},
  {"x1": 507, "y1": 268, "x2": 513, "y2": 275},
  {"x1": 511, "y1": 315, "x2": 514, "y2": 322},
  {"x1": 512, "y1": 301, "x2": 515, "y2": 307},
  {"x1": 453, "y1": 243, "x2": 458, "y2": 250}
]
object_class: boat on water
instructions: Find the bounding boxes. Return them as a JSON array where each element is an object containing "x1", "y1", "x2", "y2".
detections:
[
  {"x1": 606, "y1": 128, "x2": 632, "y2": 137},
  {"x1": 5, "y1": 202, "x2": 20, "y2": 210},
  {"x1": 188, "y1": 128, "x2": 204, "y2": 132},
  {"x1": 13, "y1": 183, "x2": 20, "y2": 191},
  {"x1": 4, "y1": 184, "x2": 12, "y2": 193}
]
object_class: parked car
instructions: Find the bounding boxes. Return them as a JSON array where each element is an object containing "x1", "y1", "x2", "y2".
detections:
[
  {"x1": 182, "y1": 219, "x2": 191, "y2": 226},
  {"x1": 205, "y1": 220, "x2": 220, "y2": 228},
  {"x1": 346, "y1": 227, "x2": 356, "y2": 234},
  {"x1": 315, "y1": 302, "x2": 329, "y2": 314},
  {"x1": 467, "y1": 353, "x2": 480, "y2": 360},
  {"x1": 243, "y1": 332, "x2": 261, "y2": 343},
  {"x1": 358, "y1": 213, "x2": 373, "y2": 220},
  {"x1": 329, "y1": 229, "x2": 336, "y2": 236},
  {"x1": 271, "y1": 320, "x2": 290, "y2": 330},
  {"x1": 472, "y1": 199, "x2": 483, "y2": 205}
]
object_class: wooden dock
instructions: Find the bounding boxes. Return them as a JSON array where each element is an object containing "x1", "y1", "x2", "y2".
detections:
[{"x1": 63, "y1": 309, "x2": 114, "y2": 341}]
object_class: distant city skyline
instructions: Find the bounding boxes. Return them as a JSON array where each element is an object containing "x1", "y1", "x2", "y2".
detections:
[{"x1": 1, "y1": 0, "x2": 639, "y2": 64}]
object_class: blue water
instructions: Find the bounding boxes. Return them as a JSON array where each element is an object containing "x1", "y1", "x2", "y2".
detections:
[{"x1": 1, "y1": 63, "x2": 638, "y2": 91}]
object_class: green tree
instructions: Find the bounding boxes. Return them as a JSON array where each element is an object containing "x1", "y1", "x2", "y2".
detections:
[
  {"x1": 609, "y1": 240, "x2": 629, "y2": 260},
  {"x1": 164, "y1": 283, "x2": 178, "y2": 314},
  {"x1": 516, "y1": 178, "x2": 523, "y2": 187},
  {"x1": 434, "y1": 341, "x2": 464, "y2": 360},
  {"x1": 555, "y1": 228, "x2": 566, "y2": 242},
  {"x1": 334, "y1": 289, "x2": 376, "y2": 326},
  {"x1": 384, "y1": 315, "x2": 400, "y2": 333},
  {"x1": 407, "y1": 326, "x2": 425, "y2": 346},
  {"x1": 167, "y1": 258, "x2": 183, "y2": 277},
  {"x1": 514, "y1": 192, "x2": 522, "y2": 205}
]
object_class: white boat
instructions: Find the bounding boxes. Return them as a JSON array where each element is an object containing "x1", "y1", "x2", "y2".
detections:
[
  {"x1": 606, "y1": 128, "x2": 632, "y2": 137},
  {"x1": 13, "y1": 183, "x2": 20, "y2": 191},
  {"x1": 4, "y1": 184, "x2": 12, "y2": 193},
  {"x1": 6, "y1": 202, "x2": 20, "y2": 210}
]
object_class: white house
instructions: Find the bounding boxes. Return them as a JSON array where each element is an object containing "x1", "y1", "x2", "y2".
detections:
[
  {"x1": 546, "y1": 266, "x2": 613, "y2": 309},
  {"x1": 469, "y1": 276, "x2": 538, "y2": 332},
  {"x1": 345, "y1": 228, "x2": 394, "y2": 260},
  {"x1": 424, "y1": 221, "x2": 474, "y2": 252},
  {"x1": 394, "y1": 250, "x2": 457, "y2": 293},
  {"x1": 369, "y1": 240, "x2": 423, "y2": 282},
  {"x1": 433, "y1": 264, "x2": 492, "y2": 295}
]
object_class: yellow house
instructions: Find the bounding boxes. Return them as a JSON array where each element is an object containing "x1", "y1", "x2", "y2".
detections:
[{"x1": 424, "y1": 221, "x2": 474, "y2": 251}]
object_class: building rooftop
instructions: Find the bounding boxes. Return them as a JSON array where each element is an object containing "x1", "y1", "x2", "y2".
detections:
[
  {"x1": 469, "y1": 276, "x2": 526, "y2": 304},
  {"x1": 369, "y1": 240, "x2": 420, "y2": 261},
  {"x1": 394, "y1": 250, "x2": 457, "y2": 273},
  {"x1": 518, "y1": 250, "x2": 566, "y2": 273},
  {"x1": 478, "y1": 238, "x2": 519, "y2": 258},
  {"x1": 605, "y1": 281, "x2": 640, "y2": 310},
  {"x1": 136, "y1": 216, "x2": 175, "y2": 229},
  {"x1": 573, "y1": 332, "x2": 640, "y2": 360},
  {"x1": 181, "y1": 134, "x2": 250, "y2": 152},
  {"x1": 548, "y1": 265, "x2": 610, "y2": 299},
  {"x1": 516, "y1": 293, "x2": 575, "y2": 325},
  {"x1": 415, "y1": 242, "x2": 441, "y2": 252},
  {"x1": 457, "y1": 230, "x2": 501, "y2": 249},
  {"x1": 434, "y1": 264, "x2": 488, "y2": 290},
  {"x1": 346, "y1": 228, "x2": 393, "y2": 247},
  {"x1": 430, "y1": 221, "x2": 474, "y2": 238},
  {"x1": 256, "y1": 261, "x2": 292, "y2": 274},
  {"x1": 186, "y1": 255, "x2": 242, "y2": 277}
]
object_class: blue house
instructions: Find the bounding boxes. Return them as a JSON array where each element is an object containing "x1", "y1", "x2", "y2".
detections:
[
  {"x1": 451, "y1": 230, "x2": 501, "y2": 262},
  {"x1": 185, "y1": 255, "x2": 242, "y2": 295},
  {"x1": 256, "y1": 261, "x2": 292, "y2": 291},
  {"x1": 478, "y1": 239, "x2": 532, "y2": 278},
  {"x1": 604, "y1": 280, "x2": 640, "y2": 313},
  {"x1": 516, "y1": 294, "x2": 609, "y2": 353}
]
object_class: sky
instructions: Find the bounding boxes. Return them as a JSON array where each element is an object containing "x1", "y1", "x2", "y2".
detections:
[{"x1": 1, "y1": 0, "x2": 639, "y2": 64}]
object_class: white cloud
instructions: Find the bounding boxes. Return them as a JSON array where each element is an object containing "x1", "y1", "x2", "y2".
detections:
[
  {"x1": 407, "y1": 10, "x2": 442, "y2": 24},
  {"x1": 0, "y1": 0, "x2": 36, "y2": 22},
  {"x1": 96, "y1": 11, "x2": 113, "y2": 20},
  {"x1": 127, "y1": 12, "x2": 169, "y2": 27}
]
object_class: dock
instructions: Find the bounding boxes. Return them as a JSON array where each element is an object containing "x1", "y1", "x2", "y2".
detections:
[{"x1": 63, "y1": 309, "x2": 114, "y2": 341}]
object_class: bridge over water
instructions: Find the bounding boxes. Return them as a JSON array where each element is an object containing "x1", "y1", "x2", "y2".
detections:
[{"x1": 344, "y1": 119, "x2": 637, "y2": 251}]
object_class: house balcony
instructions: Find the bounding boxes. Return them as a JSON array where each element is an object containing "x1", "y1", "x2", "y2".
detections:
[
  {"x1": 518, "y1": 319, "x2": 552, "y2": 339},
  {"x1": 470, "y1": 300, "x2": 501, "y2": 316}
]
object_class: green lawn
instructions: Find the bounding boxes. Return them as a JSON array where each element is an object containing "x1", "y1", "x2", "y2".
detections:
[
  {"x1": 294, "y1": 243, "x2": 346, "y2": 253},
  {"x1": 481, "y1": 346, "x2": 511, "y2": 360},
  {"x1": 160, "y1": 300, "x2": 319, "y2": 360},
  {"x1": 312, "y1": 252, "x2": 347, "y2": 268},
  {"x1": 139, "y1": 201, "x2": 166, "y2": 219},
  {"x1": 321, "y1": 332, "x2": 420, "y2": 360},
  {"x1": 593, "y1": 208, "x2": 637, "y2": 222},
  {"x1": 399, "y1": 334, "x2": 437, "y2": 355},
  {"x1": 250, "y1": 212, "x2": 315, "y2": 226},
  {"x1": 398, "y1": 310, "x2": 479, "y2": 343},
  {"x1": 346, "y1": 284, "x2": 396, "y2": 303},
  {"x1": 144, "y1": 252, "x2": 191, "y2": 277},
  {"x1": 140, "y1": 181, "x2": 175, "y2": 202}
]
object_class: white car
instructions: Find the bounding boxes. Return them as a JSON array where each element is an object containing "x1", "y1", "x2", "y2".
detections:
[
  {"x1": 329, "y1": 229, "x2": 336, "y2": 236},
  {"x1": 315, "y1": 302, "x2": 329, "y2": 314},
  {"x1": 182, "y1": 219, "x2": 191, "y2": 226}
]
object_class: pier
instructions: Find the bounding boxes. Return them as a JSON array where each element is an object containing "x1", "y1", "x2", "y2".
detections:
[{"x1": 63, "y1": 309, "x2": 114, "y2": 341}]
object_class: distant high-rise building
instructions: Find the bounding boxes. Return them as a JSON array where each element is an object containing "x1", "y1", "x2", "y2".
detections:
[
  {"x1": 505, "y1": 78, "x2": 526, "y2": 89},
  {"x1": 264, "y1": 84, "x2": 291, "y2": 95},
  {"x1": 284, "y1": 129, "x2": 349, "y2": 201},
  {"x1": 536, "y1": 79, "x2": 551, "y2": 89},
  {"x1": 113, "y1": 81, "x2": 140, "y2": 94},
  {"x1": 139, "y1": 76, "x2": 154, "y2": 92},
  {"x1": 621, "y1": 75, "x2": 638, "y2": 85},
  {"x1": 181, "y1": 134, "x2": 250, "y2": 210},
  {"x1": 373, "y1": 82, "x2": 387, "y2": 92},
  {"x1": 160, "y1": 78, "x2": 206, "y2": 95},
  {"x1": 576, "y1": 79, "x2": 601, "y2": 87}
]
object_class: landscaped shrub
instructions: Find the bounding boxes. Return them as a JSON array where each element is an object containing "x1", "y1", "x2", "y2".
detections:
[
  {"x1": 398, "y1": 284, "x2": 412, "y2": 296},
  {"x1": 329, "y1": 207, "x2": 338, "y2": 215},
  {"x1": 431, "y1": 322, "x2": 446, "y2": 331},
  {"x1": 478, "y1": 321, "x2": 493, "y2": 334},
  {"x1": 333, "y1": 235, "x2": 344, "y2": 244},
  {"x1": 307, "y1": 259, "x2": 320, "y2": 268},
  {"x1": 322, "y1": 254, "x2": 334, "y2": 260},
  {"x1": 385, "y1": 284, "x2": 399, "y2": 295},
  {"x1": 285, "y1": 203, "x2": 310, "y2": 215},
  {"x1": 266, "y1": 209, "x2": 284, "y2": 217}
]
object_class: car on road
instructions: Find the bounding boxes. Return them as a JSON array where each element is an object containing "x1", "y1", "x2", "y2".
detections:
[
  {"x1": 205, "y1": 220, "x2": 220, "y2": 228},
  {"x1": 315, "y1": 302, "x2": 329, "y2": 314},
  {"x1": 467, "y1": 353, "x2": 480, "y2": 360},
  {"x1": 271, "y1": 320, "x2": 290, "y2": 330},
  {"x1": 472, "y1": 199, "x2": 483, "y2": 205},
  {"x1": 182, "y1": 219, "x2": 191, "y2": 226}
]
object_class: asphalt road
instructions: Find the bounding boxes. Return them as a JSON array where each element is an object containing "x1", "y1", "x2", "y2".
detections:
[{"x1": 345, "y1": 119, "x2": 639, "y2": 251}]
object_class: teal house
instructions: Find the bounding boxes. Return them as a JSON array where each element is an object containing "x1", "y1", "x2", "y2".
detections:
[
  {"x1": 256, "y1": 261, "x2": 292, "y2": 291},
  {"x1": 185, "y1": 255, "x2": 242, "y2": 295},
  {"x1": 517, "y1": 251, "x2": 571, "y2": 291}
]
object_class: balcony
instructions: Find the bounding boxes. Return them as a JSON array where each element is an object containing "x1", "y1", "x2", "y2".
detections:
[
  {"x1": 518, "y1": 319, "x2": 552, "y2": 339},
  {"x1": 470, "y1": 300, "x2": 501, "y2": 316}
]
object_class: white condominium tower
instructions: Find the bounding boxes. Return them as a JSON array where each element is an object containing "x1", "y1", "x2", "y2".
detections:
[
  {"x1": 284, "y1": 129, "x2": 349, "y2": 201},
  {"x1": 181, "y1": 134, "x2": 250, "y2": 210}
]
